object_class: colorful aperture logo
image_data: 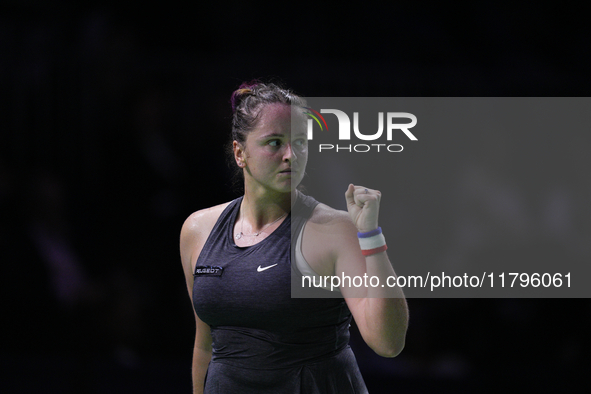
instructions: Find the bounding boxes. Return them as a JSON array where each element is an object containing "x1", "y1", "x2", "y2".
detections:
[
  {"x1": 303, "y1": 107, "x2": 329, "y2": 131},
  {"x1": 301, "y1": 106, "x2": 417, "y2": 153}
]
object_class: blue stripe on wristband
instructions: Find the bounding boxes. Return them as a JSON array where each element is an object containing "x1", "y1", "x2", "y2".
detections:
[{"x1": 357, "y1": 227, "x2": 382, "y2": 238}]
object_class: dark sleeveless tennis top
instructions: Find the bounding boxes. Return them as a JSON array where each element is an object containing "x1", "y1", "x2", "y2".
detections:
[{"x1": 192, "y1": 193, "x2": 368, "y2": 393}]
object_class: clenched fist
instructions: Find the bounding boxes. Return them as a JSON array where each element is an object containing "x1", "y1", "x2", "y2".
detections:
[{"x1": 344, "y1": 184, "x2": 382, "y2": 233}]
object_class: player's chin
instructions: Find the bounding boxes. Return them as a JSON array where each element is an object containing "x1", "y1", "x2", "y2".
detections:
[
  {"x1": 274, "y1": 183, "x2": 295, "y2": 194},
  {"x1": 272, "y1": 179, "x2": 301, "y2": 194},
  {"x1": 276, "y1": 172, "x2": 300, "y2": 185}
]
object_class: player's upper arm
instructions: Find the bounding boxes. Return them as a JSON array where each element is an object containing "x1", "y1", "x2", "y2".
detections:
[
  {"x1": 302, "y1": 204, "x2": 366, "y2": 280},
  {"x1": 180, "y1": 203, "x2": 229, "y2": 297}
]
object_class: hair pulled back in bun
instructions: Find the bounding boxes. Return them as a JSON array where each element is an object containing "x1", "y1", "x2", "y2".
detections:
[{"x1": 230, "y1": 80, "x2": 306, "y2": 144}]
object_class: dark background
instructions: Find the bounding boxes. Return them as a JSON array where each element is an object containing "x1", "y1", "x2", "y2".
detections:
[{"x1": 1, "y1": 2, "x2": 590, "y2": 393}]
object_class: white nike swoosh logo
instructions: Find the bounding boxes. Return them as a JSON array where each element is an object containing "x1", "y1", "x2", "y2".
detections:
[{"x1": 257, "y1": 264, "x2": 278, "y2": 272}]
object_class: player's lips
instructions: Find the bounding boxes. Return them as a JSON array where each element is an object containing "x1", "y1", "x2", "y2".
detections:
[{"x1": 278, "y1": 168, "x2": 300, "y2": 176}]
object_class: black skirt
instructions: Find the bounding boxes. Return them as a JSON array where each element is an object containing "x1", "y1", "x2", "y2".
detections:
[{"x1": 203, "y1": 346, "x2": 368, "y2": 394}]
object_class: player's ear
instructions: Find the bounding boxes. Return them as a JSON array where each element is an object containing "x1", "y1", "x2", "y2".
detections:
[{"x1": 233, "y1": 140, "x2": 246, "y2": 168}]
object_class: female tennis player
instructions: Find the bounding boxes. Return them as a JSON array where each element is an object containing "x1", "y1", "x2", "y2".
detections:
[{"x1": 180, "y1": 81, "x2": 408, "y2": 393}]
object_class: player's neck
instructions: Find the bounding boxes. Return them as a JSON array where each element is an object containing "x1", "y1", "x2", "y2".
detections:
[{"x1": 241, "y1": 187, "x2": 294, "y2": 227}]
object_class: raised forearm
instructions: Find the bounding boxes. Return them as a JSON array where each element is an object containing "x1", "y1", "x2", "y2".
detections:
[
  {"x1": 343, "y1": 184, "x2": 409, "y2": 357},
  {"x1": 362, "y1": 250, "x2": 408, "y2": 357}
]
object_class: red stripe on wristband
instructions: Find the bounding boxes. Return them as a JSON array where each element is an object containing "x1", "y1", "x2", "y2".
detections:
[{"x1": 361, "y1": 244, "x2": 388, "y2": 256}]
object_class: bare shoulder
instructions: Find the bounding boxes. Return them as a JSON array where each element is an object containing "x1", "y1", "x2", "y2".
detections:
[
  {"x1": 307, "y1": 202, "x2": 357, "y2": 235},
  {"x1": 301, "y1": 202, "x2": 359, "y2": 276},
  {"x1": 306, "y1": 202, "x2": 359, "y2": 252},
  {"x1": 181, "y1": 202, "x2": 230, "y2": 235},
  {"x1": 180, "y1": 201, "x2": 233, "y2": 273},
  {"x1": 180, "y1": 202, "x2": 231, "y2": 248}
]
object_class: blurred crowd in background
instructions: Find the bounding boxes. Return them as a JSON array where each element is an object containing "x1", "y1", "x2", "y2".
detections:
[{"x1": 1, "y1": 3, "x2": 590, "y2": 393}]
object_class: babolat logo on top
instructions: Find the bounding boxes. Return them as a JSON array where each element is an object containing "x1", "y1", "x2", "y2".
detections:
[{"x1": 303, "y1": 107, "x2": 417, "y2": 153}]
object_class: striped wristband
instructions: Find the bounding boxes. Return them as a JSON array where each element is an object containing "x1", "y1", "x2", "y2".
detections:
[{"x1": 358, "y1": 227, "x2": 388, "y2": 256}]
